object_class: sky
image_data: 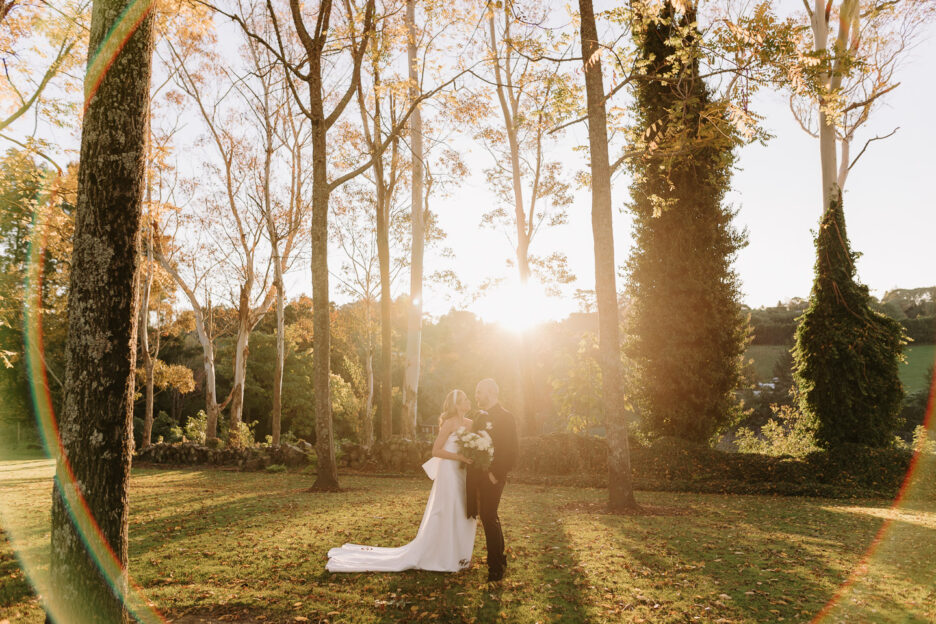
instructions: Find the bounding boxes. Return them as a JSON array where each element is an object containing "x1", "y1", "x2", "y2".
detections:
[
  {"x1": 427, "y1": 9, "x2": 936, "y2": 325},
  {"x1": 9, "y1": 1, "x2": 936, "y2": 328}
]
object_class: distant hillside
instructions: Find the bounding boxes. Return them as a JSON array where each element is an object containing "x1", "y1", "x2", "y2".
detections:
[{"x1": 746, "y1": 287, "x2": 935, "y2": 345}]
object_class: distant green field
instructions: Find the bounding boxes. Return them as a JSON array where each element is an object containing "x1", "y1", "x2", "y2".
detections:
[
  {"x1": 744, "y1": 345, "x2": 788, "y2": 380},
  {"x1": 904, "y1": 344, "x2": 935, "y2": 395},
  {"x1": 745, "y1": 344, "x2": 934, "y2": 395}
]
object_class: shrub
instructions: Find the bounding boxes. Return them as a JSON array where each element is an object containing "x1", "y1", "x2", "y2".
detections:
[
  {"x1": 152, "y1": 411, "x2": 181, "y2": 444},
  {"x1": 265, "y1": 463, "x2": 287, "y2": 473},
  {"x1": 183, "y1": 410, "x2": 208, "y2": 444},
  {"x1": 516, "y1": 432, "x2": 612, "y2": 475},
  {"x1": 735, "y1": 404, "x2": 819, "y2": 458},
  {"x1": 227, "y1": 420, "x2": 257, "y2": 448}
]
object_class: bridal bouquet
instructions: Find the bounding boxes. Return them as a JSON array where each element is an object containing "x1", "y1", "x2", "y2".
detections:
[{"x1": 454, "y1": 425, "x2": 494, "y2": 470}]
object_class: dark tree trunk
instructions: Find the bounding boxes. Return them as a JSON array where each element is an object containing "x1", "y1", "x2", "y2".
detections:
[
  {"x1": 577, "y1": 0, "x2": 638, "y2": 512},
  {"x1": 48, "y1": 0, "x2": 154, "y2": 620},
  {"x1": 309, "y1": 76, "x2": 340, "y2": 491}
]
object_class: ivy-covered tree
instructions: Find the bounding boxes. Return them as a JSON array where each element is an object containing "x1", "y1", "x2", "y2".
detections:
[
  {"x1": 792, "y1": 193, "x2": 905, "y2": 449},
  {"x1": 624, "y1": 1, "x2": 749, "y2": 444}
]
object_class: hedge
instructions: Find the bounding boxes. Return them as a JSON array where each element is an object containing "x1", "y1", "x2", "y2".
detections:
[{"x1": 134, "y1": 433, "x2": 933, "y2": 501}]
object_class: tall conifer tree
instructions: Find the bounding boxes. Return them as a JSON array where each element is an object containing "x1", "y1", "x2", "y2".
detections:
[
  {"x1": 625, "y1": 1, "x2": 748, "y2": 443},
  {"x1": 793, "y1": 193, "x2": 905, "y2": 448}
]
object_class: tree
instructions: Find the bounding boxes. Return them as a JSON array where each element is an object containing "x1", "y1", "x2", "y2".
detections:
[
  {"x1": 476, "y1": 0, "x2": 575, "y2": 435},
  {"x1": 157, "y1": 15, "x2": 305, "y2": 444},
  {"x1": 576, "y1": 0, "x2": 638, "y2": 512},
  {"x1": 779, "y1": 1, "x2": 929, "y2": 447},
  {"x1": 46, "y1": 0, "x2": 153, "y2": 619},
  {"x1": 0, "y1": 151, "x2": 74, "y2": 446},
  {"x1": 788, "y1": 0, "x2": 935, "y2": 213},
  {"x1": 349, "y1": 3, "x2": 408, "y2": 441},
  {"x1": 624, "y1": 1, "x2": 749, "y2": 444},
  {"x1": 792, "y1": 192, "x2": 905, "y2": 449},
  {"x1": 330, "y1": 183, "x2": 408, "y2": 449},
  {"x1": 0, "y1": 0, "x2": 87, "y2": 141},
  {"x1": 243, "y1": 10, "x2": 311, "y2": 447},
  {"x1": 214, "y1": 0, "x2": 475, "y2": 488},
  {"x1": 402, "y1": 0, "x2": 424, "y2": 439},
  {"x1": 220, "y1": 0, "x2": 380, "y2": 489}
]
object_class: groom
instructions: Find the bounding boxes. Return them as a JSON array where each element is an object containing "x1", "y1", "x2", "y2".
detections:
[{"x1": 467, "y1": 378, "x2": 519, "y2": 582}]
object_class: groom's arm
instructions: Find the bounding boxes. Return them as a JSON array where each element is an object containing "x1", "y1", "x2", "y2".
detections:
[{"x1": 489, "y1": 411, "x2": 519, "y2": 483}]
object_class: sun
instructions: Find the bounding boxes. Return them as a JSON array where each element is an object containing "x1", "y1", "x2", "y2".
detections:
[{"x1": 472, "y1": 279, "x2": 574, "y2": 332}]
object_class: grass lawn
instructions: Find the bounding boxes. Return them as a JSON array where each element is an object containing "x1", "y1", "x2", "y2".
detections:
[
  {"x1": 903, "y1": 344, "x2": 935, "y2": 395},
  {"x1": 2, "y1": 457, "x2": 935, "y2": 624},
  {"x1": 745, "y1": 344, "x2": 934, "y2": 395}
]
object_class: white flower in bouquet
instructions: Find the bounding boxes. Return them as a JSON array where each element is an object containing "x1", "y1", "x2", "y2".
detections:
[{"x1": 454, "y1": 428, "x2": 494, "y2": 470}]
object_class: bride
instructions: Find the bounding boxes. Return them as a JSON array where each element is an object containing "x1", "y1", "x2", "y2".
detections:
[{"x1": 325, "y1": 389, "x2": 478, "y2": 573}]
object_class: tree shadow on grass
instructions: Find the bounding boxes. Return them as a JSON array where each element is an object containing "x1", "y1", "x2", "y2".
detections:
[
  {"x1": 586, "y1": 492, "x2": 936, "y2": 623},
  {"x1": 0, "y1": 530, "x2": 39, "y2": 610},
  {"x1": 809, "y1": 506, "x2": 936, "y2": 622},
  {"x1": 297, "y1": 484, "x2": 591, "y2": 624}
]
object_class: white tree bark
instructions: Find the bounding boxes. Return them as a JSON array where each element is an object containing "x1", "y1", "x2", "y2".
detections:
[
  {"x1": 811, "y1": 0, "x2": 859, "y2": 213},
  {"x1": 403, "y1": 0, "x2": 425, "y2": 437},
  {"x1": 155, "y1": 251, "x2": 223, "y2": 440}
]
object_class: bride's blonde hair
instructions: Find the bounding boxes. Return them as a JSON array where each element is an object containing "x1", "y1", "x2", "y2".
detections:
[{"x1": 438, "y1": 389, "x2": 466, "y2": 427}]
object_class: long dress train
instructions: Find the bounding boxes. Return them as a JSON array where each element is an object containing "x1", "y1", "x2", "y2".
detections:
[{"x1": 325, "y1": 432, "x2": 478, "y2": 572}]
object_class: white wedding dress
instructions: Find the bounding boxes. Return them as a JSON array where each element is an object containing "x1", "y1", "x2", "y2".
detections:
[{"x1": 326, "y1": 432, "x2": 478, "y2": 573}]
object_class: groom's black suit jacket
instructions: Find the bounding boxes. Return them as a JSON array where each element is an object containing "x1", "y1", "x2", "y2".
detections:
[{"x1": 466, "y1": 403, "x2": 519, "y2": 519}]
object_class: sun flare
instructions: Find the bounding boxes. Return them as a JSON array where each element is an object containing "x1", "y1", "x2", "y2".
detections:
[{"x1": 472, "y1": 279, "x2": 574, "y2": 332}]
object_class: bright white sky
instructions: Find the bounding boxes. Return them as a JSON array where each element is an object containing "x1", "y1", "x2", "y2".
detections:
[
  {"x1": 421, "y1": 14, "x2": 936, "y2": 325},
  {"x1": 11, "y1": 1, "x2": 936, "y2": 328}
]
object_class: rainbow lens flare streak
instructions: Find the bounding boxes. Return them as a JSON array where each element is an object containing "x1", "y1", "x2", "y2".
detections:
[
  {"x1": 17, "y1": 0, "x2": 165, "y2": 619},
  {"x1": 84, "y1": 0, "x2": 155, "y2": 113},
  {"x1": 810, "y1": 364, "x2": 936, "y2": 623},
  {"x1": 25, "y1": 194, "x2": 166, "y2": 624}
]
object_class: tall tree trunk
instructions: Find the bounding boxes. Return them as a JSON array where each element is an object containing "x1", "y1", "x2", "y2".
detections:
[
  {"x1": 403, "y1": 0, "x2": 424, "y2": 439},
  {"x1": 363, "y1": 344, "x2": 374, "y2": 449},
  {"x1": 488, "y1": 8, "x2": 537, "y2": 435},
  {"x1": 811, "y1": 0, "x2": 857, "y2": 213},
  {"x1": 198, "y1": 308, "x2": 221, "y2": 441},
  {"x1": 156, "y1": 254, "x2": 222, "y2": 441},
  {"x1": 49, "y1": 0, "x2": 154, "y2": 619},
  {"x1": 139, "y1": 213, "x2": 155, "y2": 449},
  {"x1": 228, "y1": 283, "x2": 251, "y2": 444},
  {"x1": 310, "y1": 78, "x2": 339, "y2": 491},
  {"x1": 271, "y1": 268, "x2": 285, "y2": 446},
  {"x1": 376, "y1": 185, "x2": 393, "y2": 441},
  {"x1": 578, "y1": 0, "x2": 637, "y2": 512}
]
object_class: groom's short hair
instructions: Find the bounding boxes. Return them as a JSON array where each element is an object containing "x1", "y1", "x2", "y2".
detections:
[{"x1": 477, "y1": 378, "x2": 499, "y2": 397}]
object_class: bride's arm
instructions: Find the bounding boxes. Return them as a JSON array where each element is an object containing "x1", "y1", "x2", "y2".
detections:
[{"x1": 432, "y1": 421, "x2": 471, "y2": 463}]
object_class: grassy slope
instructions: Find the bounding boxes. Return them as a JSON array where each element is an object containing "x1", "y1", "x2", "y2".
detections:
[
  {"x1": 745, "y1": 345, "x2": 935, "y2": 395},
  {"x1": 2, "y1": 459, "x2": 935, "y2": 624}
]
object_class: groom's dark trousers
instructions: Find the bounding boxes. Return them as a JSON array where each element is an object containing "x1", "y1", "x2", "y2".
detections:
[
  {"x1": 478, "y1": 476, "x2": 506, "y2": 576},
  {"x1": 467, "y1": 403, "x2": 518, "y2": 579}
]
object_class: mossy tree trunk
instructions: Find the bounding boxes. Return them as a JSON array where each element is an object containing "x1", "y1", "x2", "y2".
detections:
[{"x1": 48, "y1": 0, "x2": 154, "y2": 619}]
